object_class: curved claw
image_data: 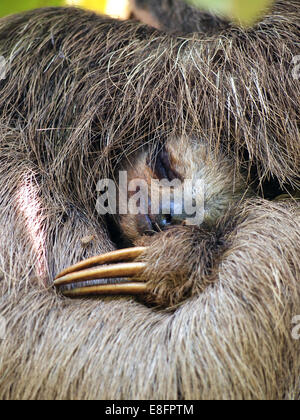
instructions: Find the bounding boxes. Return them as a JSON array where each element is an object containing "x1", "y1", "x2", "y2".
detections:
[
  {"x1": 63, "y1": 282, "x2": 147, "y2": 296},
  {"x1": 54, "y1": 262, "x2": 146, "y2": 286},
  {"x1": 55, "y1": 246, "x2": 146, "y2": 279},
  {"x1": 54, "y1": 247, "x2": 148, "y2": 297}
]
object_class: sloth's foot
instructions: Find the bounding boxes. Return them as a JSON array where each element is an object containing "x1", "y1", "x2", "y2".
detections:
[{"x1": 54, "y1": 247, "x2": 148, "y2": 296}]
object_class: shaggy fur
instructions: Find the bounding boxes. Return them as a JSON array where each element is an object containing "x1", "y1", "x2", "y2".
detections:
[{"x1": 0, "y1": 1, "x2": 299, "y2": 399}]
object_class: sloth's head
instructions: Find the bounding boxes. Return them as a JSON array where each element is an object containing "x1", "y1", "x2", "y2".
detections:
[{"x1": 117, "y1": 136, "x2": 251, "y2": 244}]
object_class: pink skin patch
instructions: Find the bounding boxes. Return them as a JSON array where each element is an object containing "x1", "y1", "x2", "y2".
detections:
[{"x1": 17, "y1": 174, "x2": 48, "y2": 284}]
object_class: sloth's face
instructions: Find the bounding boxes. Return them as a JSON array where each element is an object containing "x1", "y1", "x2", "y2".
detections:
[
  {"x1": 118, "y1": 137, "x2": 250, "y2": 243},
  {"x1": 55, "y1": 138, "x2": 250, "y2": 300}
]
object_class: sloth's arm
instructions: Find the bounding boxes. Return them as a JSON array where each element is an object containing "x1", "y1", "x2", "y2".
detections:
[
  {"x1": 55, "y1": 221, "x2": 230, "y2": 308},
  {"x1": 55, "y1": 199, "x2": 300, "y2": 310},
  {"x1": 132, "y1": 225, "x2": 228, "y2": 307}
]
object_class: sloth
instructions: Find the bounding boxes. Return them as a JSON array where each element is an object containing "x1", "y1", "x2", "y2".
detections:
[{"x1": 0, "y1": 0, "x2": 299, "y2": 400}]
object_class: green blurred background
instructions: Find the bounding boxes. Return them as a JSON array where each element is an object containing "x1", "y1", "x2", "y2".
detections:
[{"x1": 0, "y1": 0, "x2": 65, "y2": 17}]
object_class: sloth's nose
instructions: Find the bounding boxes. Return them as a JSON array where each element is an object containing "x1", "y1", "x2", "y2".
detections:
[
  {"x1": 152, "y1": 200, "x2": 190, "y2": 230},
  {"x1": 154, "y1": 213, "x2": 187, "y2": 230}
]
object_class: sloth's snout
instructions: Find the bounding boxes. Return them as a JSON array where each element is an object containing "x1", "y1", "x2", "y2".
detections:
[
  {"x1": 152, "y1": 213, "x2": 173, "y2": 230},
  {"x1": 133, "y1": 199, "x2": 193, "y2": 238},
  {"x1": 154, "y1": 213, "x2": 183, "y2": 230},
  {"x1": 151, "y1": 199, "x2": 192, "y2": 231}
]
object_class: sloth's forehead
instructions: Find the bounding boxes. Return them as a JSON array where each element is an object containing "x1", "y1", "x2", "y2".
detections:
[{"x1": 128, "y1": 135, "x2": 230, "y2": 179}]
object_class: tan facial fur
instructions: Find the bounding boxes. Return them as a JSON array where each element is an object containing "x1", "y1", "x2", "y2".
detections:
[{"x1": 119, "y1": 136, "x2": 250, "y2": 243}]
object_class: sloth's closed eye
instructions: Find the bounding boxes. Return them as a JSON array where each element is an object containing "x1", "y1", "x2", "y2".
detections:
[{"x1": 148, "y1": 147, "x2": 182, "y2": 182}]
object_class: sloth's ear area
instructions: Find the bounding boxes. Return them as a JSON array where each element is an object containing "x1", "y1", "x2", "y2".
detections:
[{"x1": 54, "y1": 247, "x2": 148, "y2": 297}]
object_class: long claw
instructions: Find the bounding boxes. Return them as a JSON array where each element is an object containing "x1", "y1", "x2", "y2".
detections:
[
  {"x1": 63, "y1": 282, "x2": 147, "y2": 296},
  {"x1": 55, "y1": 247, "x2": 146, "y2": 279},
  {"x1": 54, "y1": 262, "x2": 146, "y2": 287}
]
